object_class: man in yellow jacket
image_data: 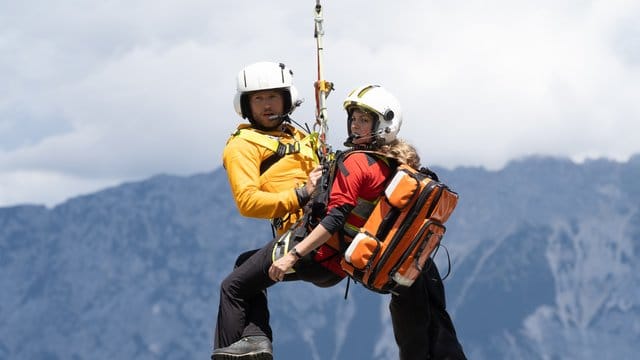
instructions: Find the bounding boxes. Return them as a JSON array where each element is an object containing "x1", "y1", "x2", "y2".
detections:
[
  {"x1": 224, "y1": 61, "x2": 322, "y2": 237},
  {"x1": 214, "y1": 62, "x2": 323, "y2": 358}
]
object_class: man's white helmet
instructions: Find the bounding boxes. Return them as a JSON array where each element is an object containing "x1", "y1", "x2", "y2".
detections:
[
  {"x1": 233, "y1": 62, "x2": 301, "y2": 121},
  {"x1": 343, "y1": 84, "x2": 403, "y2": 145}
]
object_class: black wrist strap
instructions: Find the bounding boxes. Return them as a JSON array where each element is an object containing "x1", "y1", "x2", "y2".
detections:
[
  {"x1": 290, "y1": 247, "x2": 302, "y2": 259},
  {"x1": 295, "y1": 187, "x2": 311, "y2": 207}
]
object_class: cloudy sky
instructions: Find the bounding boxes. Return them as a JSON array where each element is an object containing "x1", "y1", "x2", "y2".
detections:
[{"x1": 1, "y1": 0, "x2": 639, "y2": 207}]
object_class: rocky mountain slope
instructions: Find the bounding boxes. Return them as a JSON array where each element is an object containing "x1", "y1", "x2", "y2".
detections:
[{"x1": 1, "y1": 155, "x2": 638, "y2": 359}]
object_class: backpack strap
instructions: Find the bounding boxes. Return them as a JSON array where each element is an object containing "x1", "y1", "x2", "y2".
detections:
[{"x1": 343, "y1": 149, "x2": 399, "y2": 172}]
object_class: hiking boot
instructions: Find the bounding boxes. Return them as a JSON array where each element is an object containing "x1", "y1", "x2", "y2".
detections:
[{"x1": 211, "y1": 336, "x2": 273, "y2": 360}]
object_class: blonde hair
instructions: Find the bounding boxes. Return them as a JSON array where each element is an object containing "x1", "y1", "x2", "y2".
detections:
[{"x1": 380, "y1": 138, "x2": 421, "y2": 169}]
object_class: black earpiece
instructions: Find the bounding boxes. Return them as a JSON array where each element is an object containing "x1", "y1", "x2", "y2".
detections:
[{"x1": 383, "y1": 109, "x2": 394, "y2": 121}]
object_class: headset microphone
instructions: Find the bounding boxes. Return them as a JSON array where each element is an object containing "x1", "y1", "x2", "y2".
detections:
[
  {"x1": 268, "y1": 114, "x2": 292, "y2": 121},
  {"x1": 348, "y1": 132, "x2": 377, "y2": 141}
]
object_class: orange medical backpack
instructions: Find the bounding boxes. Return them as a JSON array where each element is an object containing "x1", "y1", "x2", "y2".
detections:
[{"x1": 340, "y1": 163, "x2": 458, "y2": 294}]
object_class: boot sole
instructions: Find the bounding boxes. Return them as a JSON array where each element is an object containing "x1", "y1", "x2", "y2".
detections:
[{"x1": 211, "y1": 351, "x2": 273, "y2": 360}]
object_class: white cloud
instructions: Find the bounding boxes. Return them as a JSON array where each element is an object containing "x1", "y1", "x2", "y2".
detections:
[
  {"x1": 320, "y1": 0, "x2": 640, "y2": 169},
  {"x1": 1, "y1": 0, "x2": 639, "y2": 206}
]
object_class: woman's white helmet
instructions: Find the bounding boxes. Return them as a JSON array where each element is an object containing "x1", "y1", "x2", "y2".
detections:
[
  {"x1": 233, "y1": 62, "x2": 301, "y2": 121},
  {"x1": 343, "y1": 84, "x2": 403, "y2": 145}
]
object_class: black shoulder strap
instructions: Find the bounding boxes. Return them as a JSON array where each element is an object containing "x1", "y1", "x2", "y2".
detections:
[
  {"x1": 260, "y1": 153, "x2": 282, "y2": 175},
  {"x1": 419, "y1": 166, "x2": 439, "y2": 182},
  {"x1": 303, "y1": 150, "x2": 345, "y2": 227}
]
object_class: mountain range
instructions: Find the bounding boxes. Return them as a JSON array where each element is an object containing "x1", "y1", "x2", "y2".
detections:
[{"x1": 1, "y1": 154, "x2": 639, "y2": 359}]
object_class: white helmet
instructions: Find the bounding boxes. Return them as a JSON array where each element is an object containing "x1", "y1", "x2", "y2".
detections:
[
  {"x1": 343, "y1": 84, "x2": 403, "y2": 146},
  {"x1": 233, "y1": 62, "x2": 301, "y2": 121}
]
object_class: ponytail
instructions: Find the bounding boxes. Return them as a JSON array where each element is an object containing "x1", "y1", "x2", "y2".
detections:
[{"x1": 380, "y1": 138, "x2": 421, "y2": 169}]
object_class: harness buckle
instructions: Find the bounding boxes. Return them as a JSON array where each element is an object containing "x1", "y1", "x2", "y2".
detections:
[
  {"x1": 271, "y1": 217, "x2": 284, "y2": 230},
  {"x1": 288, "y1": 141, "x2": 301, "y2": 154},
  {"x1": 276, "y1": 141, "x2": 300, "y2": 157}
]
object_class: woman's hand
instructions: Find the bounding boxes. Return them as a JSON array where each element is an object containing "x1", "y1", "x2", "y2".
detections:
[
  {"x1": 269, "y1": 225, "x2": 331, "y2": 282},
  {"x1": 269, "y1": 253, "x2": 298, "y2": 282}
]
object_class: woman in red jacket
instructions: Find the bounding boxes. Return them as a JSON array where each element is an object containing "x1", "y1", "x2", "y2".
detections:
[{"x1": 212, "y1": 85, "x2": 466, "y2": 360}]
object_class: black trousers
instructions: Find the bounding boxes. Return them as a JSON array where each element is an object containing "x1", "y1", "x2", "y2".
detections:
[
  {"x1": 214, "y1": 238, "x2": 342, "y2": 348},
  {"x1": 214, "y1": 241, "x2": 466, "y2": 359},
  {"x1": 390, "y1": 258, "x2": 467, "y2": 360}
]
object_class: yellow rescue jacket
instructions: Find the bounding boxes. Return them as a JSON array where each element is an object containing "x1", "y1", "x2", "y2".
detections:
[{"x1": 223, "y1": 123, "x2": 319, "y2": 235}]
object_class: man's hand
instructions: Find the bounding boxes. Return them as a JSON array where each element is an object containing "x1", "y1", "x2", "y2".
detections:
[{"x1": 304, "y1": 165, "x2": 323, "y2": 195}]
